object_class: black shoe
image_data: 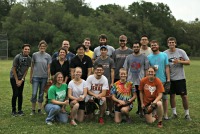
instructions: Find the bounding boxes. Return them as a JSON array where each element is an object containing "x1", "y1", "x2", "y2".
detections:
[
  {"x1": 12, "y1": 111, "x2": 17, "y2": 117},
  {"x1": 18, "y1": 111, "x2": 25, "y2": 116}
]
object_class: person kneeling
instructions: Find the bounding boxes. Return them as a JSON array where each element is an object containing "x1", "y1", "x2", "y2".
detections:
[
  {"x1": 111, "y1": 68, "x2": 137, "y2": 123},
  {"x1": 68, "y1": 67, "x2": 88, "y2": 126},
  {"x1": 139, "y1": 67, "x2": 164, "y2": 128},
  {"x1": 45, "y1": 72, "x2": 69, "y2": 125}
]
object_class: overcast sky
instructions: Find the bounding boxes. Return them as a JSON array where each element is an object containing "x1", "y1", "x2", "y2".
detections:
[{"x1": 84, "y1": 0, "x2": 200, "y2": 22}]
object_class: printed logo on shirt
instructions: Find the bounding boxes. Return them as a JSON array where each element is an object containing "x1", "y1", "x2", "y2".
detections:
[
  {"x1": 144, "y1": 84, "x2": 156, "y2": 95},
  {"x1": 91, "y1": 84, "x2": 103, "y2": 91},
  {"x1": 116, "y1": 54, "x2": 128, "y2": 58}
]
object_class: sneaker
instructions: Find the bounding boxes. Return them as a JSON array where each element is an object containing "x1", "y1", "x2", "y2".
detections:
[
  {"x1": 185, "y1": 115, "x2": 192, "y2": 121},
  {"x1": 38, "y1": 109, "x2": 45, "y2": 115},
  {"x1": 70, "y1": 120, "x2": 77, "y2": 126},
  {"x1": 99, "y1": 117, "x2": 104, "y2": 124},
  {"x1": 163, "y1": 116, "x2": 169, "y2": 120},
  {"x1": 157, "y1": 121, "x2": 163, "y2": 128},
  {"x1": 170, "y1": 114, "x2": 178, "y2": 119},
  {"x1": 46, "y1": 122, "x2": 53, "y2": 125},
  {"x1": 30, "y1": 110, "x2": 36, "y2": 116},
  {"x1": 126, "y1": 117, "x2": 133, "y2": 124},
  {"x1": 18, "y1": 111, "x2": 25, "y2": 116},
  {"x1": 12, "y1": 111, "x2": 18, "y2": 117}
]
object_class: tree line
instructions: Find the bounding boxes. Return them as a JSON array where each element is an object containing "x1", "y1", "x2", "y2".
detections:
[{"x1": 0, "y1": 0, "x2": 200, "y2": 57}]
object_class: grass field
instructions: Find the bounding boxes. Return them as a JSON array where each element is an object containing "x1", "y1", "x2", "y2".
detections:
[{"x1": 0, "y1": 60, "x2": 200, "y2": 134}]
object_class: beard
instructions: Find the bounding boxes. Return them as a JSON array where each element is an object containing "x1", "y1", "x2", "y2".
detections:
[{"x1": 134, "y1": 50, "x2": 140, "y2": 54}]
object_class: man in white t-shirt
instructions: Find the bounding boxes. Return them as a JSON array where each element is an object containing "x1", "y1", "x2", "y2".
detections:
[
  {"x1": 86, "y1": 64, "x2": 109, "y2": 124},
  {"x1": 140, "y1": 35, "x2": 152, "y2": 56}
]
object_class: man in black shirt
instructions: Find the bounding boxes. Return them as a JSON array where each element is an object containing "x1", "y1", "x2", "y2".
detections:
[{"x1": 70, "y1": 44, "x2": 93, "y2": 80}]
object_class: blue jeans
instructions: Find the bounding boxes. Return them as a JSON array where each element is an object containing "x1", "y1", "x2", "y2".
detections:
[
  {"x1": 45, "y1": 104, "x2": 68, "y2": 123},
  {"x1": 31, "y1": 77, "x2": 47, "y2": 103}
]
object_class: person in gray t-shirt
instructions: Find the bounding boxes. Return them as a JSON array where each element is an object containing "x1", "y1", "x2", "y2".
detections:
[
  {"x1": 30, "y1": 40, "x2": 52, "y2": 115},
  {"x1": 10, "y1": 44, "x2": 31, "y2": 116},
  {"x1": 113, "y1": 35, "x2": 133, "y2": 82},
  {"x1": 93, "y1": 34, "x2": 115, "y2": 61},
  {"x1": 164, "y1": 37, "x2": 191, "y2": 120},
  {"x1": 94, "y1": 45, "x2": 115, "y2": 115},
  {"x1": 123, "y1": 42, "x2": 149, "y2": 115}
]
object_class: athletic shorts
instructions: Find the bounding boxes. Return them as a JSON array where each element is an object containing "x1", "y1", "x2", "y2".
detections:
[
  {"x1": 69, "y1": 100, "x2": 85, "y2": 110},
  {"x1": 170, "y1": 79, "x2": 187, "y2": 95}
]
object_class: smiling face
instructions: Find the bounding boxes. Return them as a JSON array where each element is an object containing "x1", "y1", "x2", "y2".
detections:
[
  {"x1": 22, "y1": 46, "x2": 30, "y2": 56},
  {"x1": 147, "y1": 67, "x2": 156, "y2": 78},
  {"x1": 132, "y1": 43, "x2": 140, "y2": 54},
  {"x1": 140, "y1": 36, "x2": 149, "y2": 46},
  {"x1": 56, "y1": 73, "x2": 64, "y2": 84},
  {"x1": 59, "y1": 49, "x2": 67, "y2": 59},
  {"x1": 100, "y1": 48, "x2": 108, "y2": 56},
  {"x1": 150, "y1": 42, "x2": 159, "y2": 52},
  {"x1": 119, "y1": 69, "x2": 127, "y2": 81},
  {"x1": 38, "y1": 43, "x2": 47, "y2": 52},
  {"x1": 74, "y1": 67, "x2": 82, "y2": 79},
  {"x1": 168, "y1": 40, "x2": 176, "y2": 50},
  {"x1": 94, "y1": 67, "x2": 104, "y2": 77},
  {"x1": 83, "y1": 40, "x2": 91, "y2": 49},
  {"x1": 77, "y1": 47, "x2": 85, "y2": 56},
  {"x1": 99, "y1": 38, "x2": 107, "y2": 46},
  {"x1": 62, "y1": 41, "x2": 70, "y2": 50}
]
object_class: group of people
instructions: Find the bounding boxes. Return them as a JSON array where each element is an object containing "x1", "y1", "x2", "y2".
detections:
[{"x1": 10, "y1": 34, "x2": 191, "y2": 128}]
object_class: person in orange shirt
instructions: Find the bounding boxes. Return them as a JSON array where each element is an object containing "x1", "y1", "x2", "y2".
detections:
[{"x1": 139, "y1": 67, "x2": 164, "y2": 128}]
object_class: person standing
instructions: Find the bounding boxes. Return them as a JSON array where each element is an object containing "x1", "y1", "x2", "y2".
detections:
[
  {"x1": 45, "y1": 72, "x2": 69, "y2": 125},
  {"x1": 30, "y1": 40, "x2": 52, "y2": 115},
  {"x1": 50, "y1": 47, "x2": 70, "y2": 83},
  {"x1": 93, "y1": 34, "x2": 115, "y2": 61},
  {"x1": 52, "y1": 40, "x2": 75, "y2": 62},
  {"x1": 113, "y1": 35, "x2": 133, "y2": 82},
  {"x1": 68, "y1": 67, "x2": 88, "y2": 125},
  {"x1": 83, "y1": 38, "x2": 94, "y2": 59},
  {"x1": 10, "y1": 44, "x2": 31, "y2": 116},
  {"x1": 140, "y1": 35, "x2": 152, "y2": 56},
  {"x1": 86, "y1": 64, "x2": 109, "y2": 124},
  {"x1": 111, "y1": 68, "x2": 137, "y2": 123},
  {"x1": 164, "y1": 37, "x2": 191, "y2": 120},
  {"x1": 123, "y1": 42, "x2": 149, "y2": 116},
  {"x1": 139, "y1": 67, "x2": 164, "y2": 128},
  {"x1": 70, "y1": 44, "x2": 93, "y2": 80},
  {"x1": 94, "y1": 45, "x2": 115, "y2": 115},
  {"x1": 147, "y1": 40, "x2": 170, "y2": 120}
]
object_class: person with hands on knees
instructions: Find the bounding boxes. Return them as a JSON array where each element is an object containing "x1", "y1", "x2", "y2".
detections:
[
  {"x1": 68, "y1": 67, "x2": 88, "y2": 126},
  {"x1": 86, "y1": 64, "x2": 109, "y2": 124},
  {"x1": 111, "y1": 68, "x2": 137, "y2": 123},
  {"x1": 44, "y1": 72, "x2": 69, "y2": 125},
  {"x1": 139, "y1": 67, "x2": 164, "y2": 128}
]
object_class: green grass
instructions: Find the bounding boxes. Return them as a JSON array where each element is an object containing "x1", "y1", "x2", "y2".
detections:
[{"x1": 0, "y1": 60, "x2": 200, "y2": 134}]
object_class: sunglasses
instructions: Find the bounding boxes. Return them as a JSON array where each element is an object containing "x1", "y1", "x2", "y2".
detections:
[{"x1": 120, "y1": 40, "x2": 126, "y2": 42}]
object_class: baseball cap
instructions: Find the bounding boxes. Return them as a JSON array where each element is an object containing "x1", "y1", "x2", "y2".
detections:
[{"x1": 100, "y1": 45, "x2": 107, "y2": 50}]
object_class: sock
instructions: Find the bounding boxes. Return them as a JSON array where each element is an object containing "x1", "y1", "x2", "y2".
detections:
[
  {"x1": 172, "y1": 107, "x2": 177, "y2": 115},
  {"x1": 185, "y1": 109, "x2": 189, "y2": 116}
]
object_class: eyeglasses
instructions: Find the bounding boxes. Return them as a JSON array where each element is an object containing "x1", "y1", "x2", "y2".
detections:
[
  {"x1": 119, "y1": 40, "x2": 126, "y2": 42},
  {"x1": 168, "y1": 42, "x2": 175, "y2": 44},
  {"x1": 63, "y1": 44, "x2": 69, "y2": 45}
]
